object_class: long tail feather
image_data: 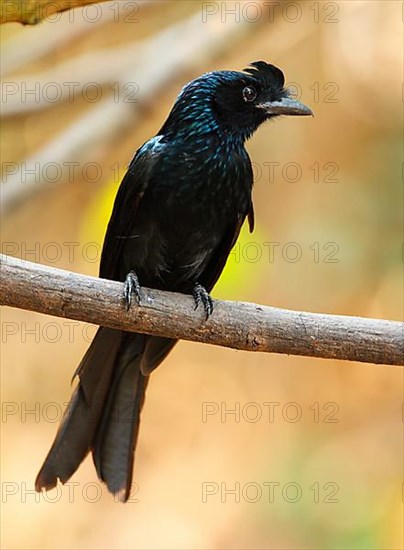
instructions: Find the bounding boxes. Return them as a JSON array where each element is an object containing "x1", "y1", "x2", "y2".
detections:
[
  {"x1": 35, "y1": 327, "x2": 122, "y2": 491},
  {"x1": 36, "y1": 328, "x2": 176, "y2": 501}
]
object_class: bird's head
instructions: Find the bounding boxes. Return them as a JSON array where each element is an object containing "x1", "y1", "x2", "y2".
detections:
[
  {"x1": 215, "y1": 61, "x2": 313, "y2": 137},
  {"x1": 160, "y1": 61, "x2": 312, "y2": 142}
]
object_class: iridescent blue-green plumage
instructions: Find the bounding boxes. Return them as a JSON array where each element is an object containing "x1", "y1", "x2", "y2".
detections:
[{"x1": 36, "y1": 61, "x2": 312, "y2": 502}]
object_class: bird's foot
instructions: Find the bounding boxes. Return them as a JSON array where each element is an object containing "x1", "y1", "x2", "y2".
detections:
[
  {"x1": 193, "y1": 283, "x2": 213, "y2": 320},
  {"x1": 124, "y1": 270, "x2": 141, "y2": 310}
]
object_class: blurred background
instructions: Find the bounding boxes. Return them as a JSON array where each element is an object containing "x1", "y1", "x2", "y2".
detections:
[{"x1": 1, "y1": 1, "x2": 402, "y2": 548}]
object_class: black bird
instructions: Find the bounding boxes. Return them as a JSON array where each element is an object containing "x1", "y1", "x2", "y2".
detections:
[{"x1": 35, "y1": 61, "x2": 312, "y2": 501}]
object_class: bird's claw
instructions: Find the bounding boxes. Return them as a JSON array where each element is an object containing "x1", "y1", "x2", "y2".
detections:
[
  {"x1": 124, "y1": 270, "x2": 141, "y2": 311},
  {"x1": 193, "y1": 283, "x2": 213, "y2": 320}
]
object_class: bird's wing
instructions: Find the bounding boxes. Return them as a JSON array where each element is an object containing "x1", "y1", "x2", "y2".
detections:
[
  {"x1": 202, "y1": 203, "x2": 254, "y2": 292},
  {"x1": 248, "y1": 201, "x2": 255, "y2": 233},
  {"x1": 202, "y1": 151, "x2": 255, "y2": 292},
  {"x1": 99, "y1": 136, "x2": 163, "y2": 280}
]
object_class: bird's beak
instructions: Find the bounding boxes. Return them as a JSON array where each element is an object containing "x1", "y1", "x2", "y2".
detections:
[{"x1": 257, "y1": 96, "x2": 313, "y2": 117}]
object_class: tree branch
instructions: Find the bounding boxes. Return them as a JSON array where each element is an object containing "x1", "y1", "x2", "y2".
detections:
[
  {"x1": 0, "y1": 254, "x2": 402, "y2": 366},
  {"x1": 1, "y1": 0, "x2": 111, "y2": 24}
]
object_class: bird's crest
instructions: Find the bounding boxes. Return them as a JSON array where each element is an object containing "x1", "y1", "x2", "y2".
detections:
[{"x1": 243, "y1": 61, "x2": 285, "y2": 90}]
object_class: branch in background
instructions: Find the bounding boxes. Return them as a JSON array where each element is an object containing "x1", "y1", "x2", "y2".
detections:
[
  {"x1": 1, "y1": 1, "x2": 116, "y2": 75},
  {"x1": 1, "y1": 254, "x2": 403, "y2": 366},
  {"x1": 0, "y1": 0, "x2": 111, "y2": 24},
  {"x1": 1, "y1": 43, "x2": 147, "y2": 117},
  {"x1": 1, "y1": 0, "x2": 152, "y2": 76}
]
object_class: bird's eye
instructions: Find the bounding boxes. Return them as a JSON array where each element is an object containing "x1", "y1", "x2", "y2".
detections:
[{"x1": 242, "y1": 86, "x2": 257, "y2": 102}]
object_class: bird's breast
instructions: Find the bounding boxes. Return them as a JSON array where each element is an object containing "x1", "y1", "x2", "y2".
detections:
[{"x1": 122, "y1": 143, "x2": 252, "y2": 291}]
